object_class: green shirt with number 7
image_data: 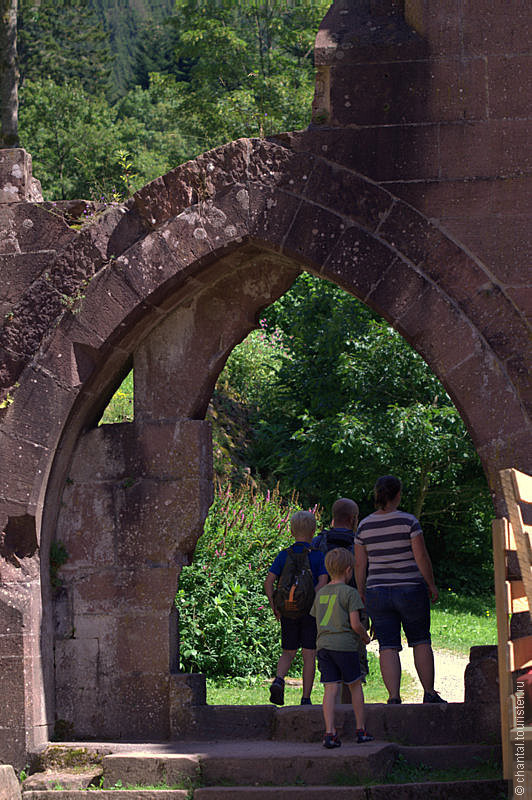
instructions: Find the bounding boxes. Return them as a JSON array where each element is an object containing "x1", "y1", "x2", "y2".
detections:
[{"x1": 310, "y1": 583, "x2": 364, "y2": 651}]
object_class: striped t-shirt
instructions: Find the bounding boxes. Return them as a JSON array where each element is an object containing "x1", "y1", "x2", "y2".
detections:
[{"x1": 355, "y1": 511, "x2": 424, "y2": 589}]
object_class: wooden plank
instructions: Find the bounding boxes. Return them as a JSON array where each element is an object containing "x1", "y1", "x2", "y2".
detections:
[
  {"x1": 507, "y1": 580, "x2": 530, "y2": 614},
  {"x1": 493, "y1": 518, "x2": 512, "y2": 780},
  {"x1": 500, "y1": 469, "x2": 532, "y2": 614},
  {"x1": 506, "y1": 523, "x2": 517, "y2": 551},
  {"x1": 509, "y1": 635, "x2": 532, "y2": 671},
  {"x1": 512, "y1": 470, "x2": 532, "y2": 503}
]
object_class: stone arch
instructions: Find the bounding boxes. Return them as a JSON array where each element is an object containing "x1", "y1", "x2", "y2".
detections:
[{"x1": 0, "y1": 137, "x2": 531, "y2": 752}]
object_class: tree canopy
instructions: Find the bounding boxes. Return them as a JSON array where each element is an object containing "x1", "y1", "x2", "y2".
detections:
[{"x1": 12, "y1": 0, "x2": 494, "y2": 595}]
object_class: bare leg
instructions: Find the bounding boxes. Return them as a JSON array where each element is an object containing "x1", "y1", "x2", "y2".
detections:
[
  {"x1": 379, "y1": 648, "x2": 401, "y2": 700},
  {"x1": 301, "y1": 648, "x2": 316, "y2": 699},
  {"x1": 323, "y1": 682, "x2": 339, "y2": 732},
  {"x1": 276, "y1": 649, "x2": 296, "y2": 678},
  {"x1": 349, "y1": 679, "x2": 365, "y2": 730},
  {"x1": 413, "y1": 643, "x2": 435, "y2": 692}
]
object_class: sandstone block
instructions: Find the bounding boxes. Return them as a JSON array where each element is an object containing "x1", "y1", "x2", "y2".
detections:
[
  {"x1": 282, "y1": 201, "x2": 347, "y2": 271},
  {"x1": 322, "y1": 226, "x2": 397, "y2": 301},
  {"x1": 0, "y1": 150, "x2": 42, "y2": 204},
  {"x1": 117, "y1": 614, "x2": 169, "y2": 673},
  {"x1": 22, "y1": 769, "x2": 102, "y2": 791},
  {"x1": 0, "y1": 252, "x2": 56, "y2": 320},
  {"x1": 465, "y1": 646, "x2": 499, "y2": 703},
  {"x1": 102, "y1": 753, "x2": 199, "y2": 789},
  {"x1": 55, "y1": 639, "x2": 99, "y2": 690},
  {"x1": 0, "y1": 765, "x2": 21, "y2": 800},
  {"x1": 303, "y1": 162, "x2": 394, "y2": 233}
]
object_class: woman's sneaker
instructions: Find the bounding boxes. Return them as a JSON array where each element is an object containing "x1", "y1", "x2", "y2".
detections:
[
  {"x1": 269, "y1": 676, "x2": 285, "y2": 706},
  {"x1": 323, "y1": 732, "x2": 341, "y2": 749},
  {"x1": 356, "y1": 728, "x2": 374, "y2": 743},
  {"x1": 423, "y1": 690, "x2": 447, "y2": 704}
]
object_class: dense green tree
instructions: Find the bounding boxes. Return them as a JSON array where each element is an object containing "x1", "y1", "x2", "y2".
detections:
[
  {"x1": 18, "y1": 79, "x2": 134, "y2": 199},
  {"x1": 235, "y1": 273, "x2": 494, "y2": 594},
  {"x1": 168, "y1": 0, "x2": 329, "y2": 147},
  {"x1": 18, "y1": 1, "x2": 330, "y2": 199},
  {"x1": 90, "y1": 0, "x2": 174, "y2": 98},
  {"x1": 131, "y1": 17, "x2": 188, "y2": 89},
  {"x1": 19, "y1": 75, "x2": 196, "y2": 199},
  {"x1": 18, "y1": 0, "x2": 112, "y2": 94}
]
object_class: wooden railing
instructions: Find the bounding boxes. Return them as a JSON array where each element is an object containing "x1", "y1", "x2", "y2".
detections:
[{"x1": 494, "y1": 468, "x2": 532, "y2": 782}]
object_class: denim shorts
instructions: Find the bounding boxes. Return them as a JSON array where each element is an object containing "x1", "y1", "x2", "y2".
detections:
[
  {"x1": 280, "y1": 613, "x2": 317, "y2": 650},
  {"x1": 317, "y1": 648, "x2": 362, "y2": 685},
  {"x1": 365, "y1": 583, "x2": 431, "y2": 651}
]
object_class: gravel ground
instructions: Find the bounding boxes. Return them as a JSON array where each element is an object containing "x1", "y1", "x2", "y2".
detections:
[{"x1": 367, "y1": 640, "x2": 469, "y2": 703}]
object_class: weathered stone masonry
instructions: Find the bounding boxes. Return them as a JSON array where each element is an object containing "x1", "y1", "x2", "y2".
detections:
[{"x1": 0, "y1": 0, "x2": 530, "y2": 765}]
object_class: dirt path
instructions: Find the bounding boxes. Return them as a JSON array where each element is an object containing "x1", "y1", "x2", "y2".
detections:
[{"x1": 368, "y1": 640, "x2": 469, "y2": 702}]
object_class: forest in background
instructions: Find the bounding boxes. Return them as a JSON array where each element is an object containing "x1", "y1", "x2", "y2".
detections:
[
  {"x1": 12, "y1": 2, "x2": 495, "y2": 676},
  {"x1": 16, "y1": 0, "x2": 329, "y2": 199}
]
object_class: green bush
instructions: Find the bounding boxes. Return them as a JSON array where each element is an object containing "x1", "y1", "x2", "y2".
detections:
[{"x1": 177, "y1": 481, "x2": 320, "y2": 677}]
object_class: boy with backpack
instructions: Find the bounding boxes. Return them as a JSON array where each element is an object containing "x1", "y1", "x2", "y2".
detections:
[
  {"x1": 264, "y1": 510, "x2": 328, "y2": 706},
  {"x1": 313, "y1": 497, "x2": 359, "y2": 555},
  {"x1": 311, "y1": 547, "x2": 374, "y2": 748},
  {"x1": 313, "y1": 498, "x2": 370, "y2": 679}
]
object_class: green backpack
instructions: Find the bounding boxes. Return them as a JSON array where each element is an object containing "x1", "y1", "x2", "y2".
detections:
[{"x1": 273, "y1": 546, "x2": 315, "y2": 619}]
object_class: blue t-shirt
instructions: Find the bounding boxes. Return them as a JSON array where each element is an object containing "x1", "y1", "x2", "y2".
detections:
[{"x1": 269, "y1": 542, "x2": 327, "y2": 586}]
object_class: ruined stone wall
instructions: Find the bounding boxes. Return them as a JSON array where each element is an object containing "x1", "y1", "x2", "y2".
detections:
[
  {"x1": 0, "y1": 0, "x2": 530, "y2": 766},
  {"x1": 288, "y1": 0, "x2": 531, "y2": 477}
]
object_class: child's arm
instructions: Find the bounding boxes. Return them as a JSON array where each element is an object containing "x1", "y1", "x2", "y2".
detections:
[
  {"x1": 264, "y1": 571, "x2": 280, "y2": 620},
  {"x1": 316, "y1": 573, "x2": 328, "y2": 591},
  {"x1": 354, "y1": 543, "x2": 368, "y2": 604},
  {"x1": 350, "y1": 609, "x2": 370, "y2": 644}
]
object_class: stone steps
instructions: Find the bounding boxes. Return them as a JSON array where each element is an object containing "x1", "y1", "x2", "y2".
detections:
[
  {"x1": 23, "y1": 779, "x2": 508, "y2": 800},
  {"x1": 193, "y1": 783, "x2": 507, "y2": 800},
  {"x1": 25, "y1": 793, "x2": 188, "y2": 800},
  {"x1": 24, "y1": 703, "x2": 505, "y2": 799},
  {"x1": 188, "y1": 702, "x2": 499, "y2": 745},
  {"x1": 99, "y1": 741, "x2": 501, "y2": 787}
]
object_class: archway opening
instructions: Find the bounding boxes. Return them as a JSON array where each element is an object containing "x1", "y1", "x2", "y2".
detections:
[{"x1": 97, "y1": 270, "x2": 498, "y2": 708}]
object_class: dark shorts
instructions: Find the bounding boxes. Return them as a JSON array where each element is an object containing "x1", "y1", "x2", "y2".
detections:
[
  {"x1": 365, "y1": 583, "x2": 431, "y2": 651},
  {"x1": 280, "y1": 614, "x2": 317, "y2": 651},
  {"x1": 317, "y1": 648, "x2": 362, "y2": 685}
]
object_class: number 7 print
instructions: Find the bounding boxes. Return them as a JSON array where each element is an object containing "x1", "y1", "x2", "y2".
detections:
[{"x1": 319, "y1": 594, "x2": 337, "y2": 625}]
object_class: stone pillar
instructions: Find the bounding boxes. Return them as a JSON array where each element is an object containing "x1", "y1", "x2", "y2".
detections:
[
  {"x1": 0, "y1": 149, "x2": 42, "y2": 203},
  {"x1": 53, "y1": 419, "x2": 212, "y2": 739},
  {"x1": 464, "y1": 645, "x2": 499, "y2": 704}
]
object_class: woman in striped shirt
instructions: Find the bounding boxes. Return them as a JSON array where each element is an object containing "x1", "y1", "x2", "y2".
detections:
[{"x1": 355, "y1": 475, "x2": 445, "y2": 705}]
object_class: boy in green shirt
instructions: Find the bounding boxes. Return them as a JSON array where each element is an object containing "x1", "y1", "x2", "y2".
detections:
[{"x1": 310, "y1": 547, "x2": 374, "y2": 748}]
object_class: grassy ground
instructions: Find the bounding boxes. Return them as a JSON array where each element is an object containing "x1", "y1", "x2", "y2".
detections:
[
  {"x1": 430, "y1": 590, "x2": 496, "y2": 654},
  {"x1": 206, "y1": 594, "x2": 497, "y2": 705},
  {"x1": 207, "y1": 652, "x2": 418, "y2": 705}
]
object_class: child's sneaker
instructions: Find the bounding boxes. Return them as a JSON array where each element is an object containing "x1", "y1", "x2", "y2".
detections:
[
  {"x1": 423, "y1": 690, "x2": 447, "y2": 704},
  {"x1": 269, "y1": 676, "x2": 285, "y2": 706},
  {"x1": 356, "y1": 728, "x2": 374, "y2": 743},
  {"x1": 300, "y1": 697, "x2": 312, "y2": 705},
  {"x1": 323, "y1": 732, "x2": 341, "y2": 749}
]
